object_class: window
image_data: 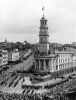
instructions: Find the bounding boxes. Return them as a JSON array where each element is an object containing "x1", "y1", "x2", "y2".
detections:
[
  {"x1": 63, "y1": 59, "x2": 64, "y2": 63},
  {"x1": 36, "y1": 60, "x2": 39, "y2": 67},
  {"x1": 0, "y1": 54, "x2": 2, "y2": 57},
  {"x1": 59, "y1": 59, "x2": 60, "y2": 63},
  {"x1": 45, "y1": 22, "x2": 46, "y2": 25},
  {"x1": 61, "y1": 65, "x2": 62, "y2": 69},
  {"x1": 68, "y1": 58, "x2": 70, "y2": 62},
  {"x1": 61, "y1": 59, "x2": 62, "y2": 63},
  {"x1": 56, "y1": 65, "x2": 58, "y2": 70},
  {"x1": 41, "y1": 37, "x2": 43, "y2": 42},
  {"x1": 59, "y1": 65, "x2": 60, "y2": 69},
  {"x1": 45, "y1": 59, "x2": 49, "y2": 66},
  {"x1": 63, "y1": 65, "x2": 64, "y2": 69},
  {"x1": 65, "y1": 58, "x2": 67, "y2": 62},
  {"x1": 61, "y1": 54, "x2": 62, "y2": 58}
]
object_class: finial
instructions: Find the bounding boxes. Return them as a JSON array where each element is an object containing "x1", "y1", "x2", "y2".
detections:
[{"x1": 42, "y1": 6, "x2": 44, "y2": 16}]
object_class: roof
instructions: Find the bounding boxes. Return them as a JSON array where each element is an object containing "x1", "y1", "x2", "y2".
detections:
[
  {"x1": 34, "y1": 54, "x2": 57, "y2": 58},
  {"x1": 55, "y1": 51, "x2": 73, "y2": 54},
  {"x1": 40, "y1": 15, "x2": 47, "y2": 21}
]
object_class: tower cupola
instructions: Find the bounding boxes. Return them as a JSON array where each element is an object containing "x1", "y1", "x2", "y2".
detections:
[{"x1": 40, "y1": 15, "x2": 48, "y2": 30}]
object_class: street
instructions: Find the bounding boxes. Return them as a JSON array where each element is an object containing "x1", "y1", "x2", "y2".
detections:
[{"x1": 8, "y1": 53, "x2": 34, "y2": 72}]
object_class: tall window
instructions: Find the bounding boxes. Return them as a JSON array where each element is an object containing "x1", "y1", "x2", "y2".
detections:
[
  {"x1": 40, "y1": 60, "x2": 44, "y2": 70},
  {"x1": 56, "y1": 65, "x2": 58, "y2": 70},
  {"x1": 36, "y1": 60, "x2": 39, "y2": 67},
  {"x1": 59, "y1": 59, "x2": 60, "y2": 63},
  {"x1": 45, "y1": 59, "x2": 49, "y2": 66},
  {"x1": 41, "y1": 37, "x2": 43, "y2": 42}
]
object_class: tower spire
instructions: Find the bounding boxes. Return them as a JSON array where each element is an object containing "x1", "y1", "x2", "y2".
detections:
[{"x1": 5, "y1": 38, "x2": 7, "y2": 43}]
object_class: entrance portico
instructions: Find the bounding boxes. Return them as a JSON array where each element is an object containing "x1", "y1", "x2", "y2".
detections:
[
  {"x1": 35, "y1": 59, "x2": 49, "y2": 70},
  {"x1": 34, "y1": 54, "x2": 57, "y2": 72}
]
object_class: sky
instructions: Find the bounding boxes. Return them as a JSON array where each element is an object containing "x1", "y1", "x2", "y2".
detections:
[{"x1": 0, "y1": 0, "x2": 76, "y2": 44}]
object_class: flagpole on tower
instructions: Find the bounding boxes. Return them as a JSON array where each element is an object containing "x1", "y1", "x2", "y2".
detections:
[{"x1": 42, "y1": 6, "x2": 44, "y2": 16}]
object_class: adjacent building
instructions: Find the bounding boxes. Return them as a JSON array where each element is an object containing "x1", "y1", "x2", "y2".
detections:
[
  {"x1": 72, "y1": 54, "x2": 76, "y2": 67},
  {"x1": 8, "y1": 49, "x2": 20, "y2": 62},
  {"x1": 0, "y1": 50, "x2": 8, "y2": 66},
  {"x1": 55, "y1": 51, "x2": 73, "y2": 71}
]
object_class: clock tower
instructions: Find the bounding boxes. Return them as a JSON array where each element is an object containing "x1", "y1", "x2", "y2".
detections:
[
  {"x1": 39, "y1": 14, "x2": 49, "y2": 54},
  {"x1": 34, "y1": 7, "x2": 57, "y2": 73}
]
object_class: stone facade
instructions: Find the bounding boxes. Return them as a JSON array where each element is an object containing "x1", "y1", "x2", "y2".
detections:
[{"x1": 55, "y1": 51, "x2": 73, "y2": 71}]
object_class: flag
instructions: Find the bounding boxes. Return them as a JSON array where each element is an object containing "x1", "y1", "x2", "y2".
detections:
[{"x1": 42, "y1": 6, "x2": 44, "y2": 11}]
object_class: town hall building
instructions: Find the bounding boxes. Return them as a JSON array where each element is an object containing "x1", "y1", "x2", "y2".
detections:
[{"x1": 34, "y1": 8, "x2": 76, "y2": 74}]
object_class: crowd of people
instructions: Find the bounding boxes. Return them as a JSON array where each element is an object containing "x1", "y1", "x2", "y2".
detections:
[
  {"x1": 0, "y1": 90, "x2": 53, "y2": 100},
  {"x1": 46, "y1": 75, "x2": 76, "y2": 100},
  {"x1": 0, "y1": 68, "x2": 76, "y2": 100},
  {"x1": 0, "y1": 75, "x2": 76, "y2": 100}
]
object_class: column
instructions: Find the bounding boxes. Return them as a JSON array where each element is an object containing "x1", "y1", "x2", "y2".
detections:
[
  {"x1": 51, "y1": 58, "x2": 54, "y2": 72},
  {"x1": 50, "y1": 58, "x2": 52, "y2": 72},
  {"x1": 39, "y1": 59, "x2": 40, "y2": 70},
  {"x1": 48, "y1": 59, "x2": 50, "y2": 70},
  {"x1": 44, "y1": 59, "x2": 46, "y2": 70},
  {"x1": 36, "y1": 60, "x2": 39, "y2": 70},
  {"x1": 35, "y1": 60, "x2": 36, "y2": 70}
]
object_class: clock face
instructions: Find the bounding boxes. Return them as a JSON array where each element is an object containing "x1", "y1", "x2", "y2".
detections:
[{"x1": 42, "y1": 29, "x2": 44, "y2": 32}]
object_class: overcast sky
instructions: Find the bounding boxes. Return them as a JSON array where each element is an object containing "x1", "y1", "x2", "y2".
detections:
[{"x1": 0, "y1": 0, "x2": 76, "y2": 44}]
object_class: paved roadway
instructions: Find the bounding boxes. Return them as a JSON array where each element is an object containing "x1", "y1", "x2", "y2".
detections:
[{"x1": 8, "y1": 53, "x2": 34, "y2": 72}]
